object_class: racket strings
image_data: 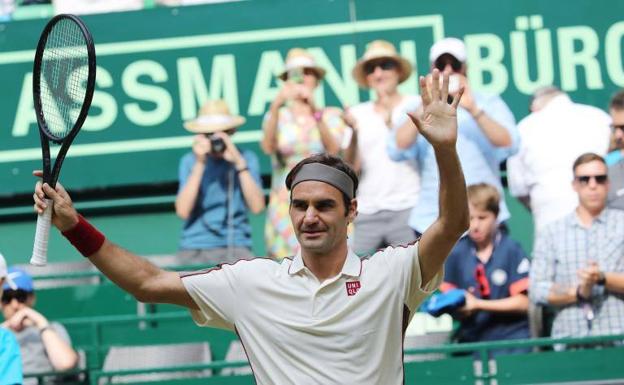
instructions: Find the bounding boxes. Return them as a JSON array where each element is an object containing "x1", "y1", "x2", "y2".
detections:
[{"x1": 40, "y1": 18, "x2": 89, "y2": 140}]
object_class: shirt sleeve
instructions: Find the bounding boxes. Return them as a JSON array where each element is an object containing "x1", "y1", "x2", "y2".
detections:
[
  {"x1": 506, "y1": 241, "x2": 530, "y2": 296},
  {"x1": 322, "y1": 107, "x2": 347, "y2": 143},
  {"x1": 177, "y1": 153, "x2": 194, "y2": 193},
  {"x1": 482, "y1": 95, "x2": 520, "y2": 162},
  {"x1": 0, "y1": 329, "x2": 23, "y2": 385},
  {"x1": 506, "y1": 153, "x2": 530, "y2": 197},
  {"x1": 386, "y1": 130, "x2": 421, "y2": 162},
  {"x1": 529, "y1": 227, "x2": 556, "y2": 305},
  {"x1": 51, "y1": 322, "x2": 73, "y2": 345},
  {"x1": 243, "y1": 150, "x2": 262, "y2": 186},
  {"x1": 181, "y1": 263, "x2": 245, "y2": 330},
  {"x1": 380, "y1": 243, "x2": 443, "y2": 313}
]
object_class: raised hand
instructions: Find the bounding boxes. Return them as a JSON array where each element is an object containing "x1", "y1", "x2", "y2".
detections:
[{"x1": 408, "y1": 69, "x2": 463, "y2": 150}]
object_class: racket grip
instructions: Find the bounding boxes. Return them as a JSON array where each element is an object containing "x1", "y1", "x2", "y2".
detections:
[{"x1": 31, "y1": 199, "x2": 53, "y2": 266}]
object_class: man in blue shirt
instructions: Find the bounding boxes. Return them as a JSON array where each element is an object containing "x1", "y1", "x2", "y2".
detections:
[
  {"x1": 388, "y1": 37, "x2": 519, "y2": 234},
  {"x1": 175, "y1": 100, "x2": 265, "y2": 265},
  {"x1": 442, "y1": 184, "x2": 530, "y2": 356},
  {"x1": 0, "y1": 253, "x2": 22, "y2": 385}
]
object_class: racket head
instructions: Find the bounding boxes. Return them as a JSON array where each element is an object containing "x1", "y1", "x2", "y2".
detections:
[{"x1": 33, "y1": 14, "x2": 96, "y2": 145}]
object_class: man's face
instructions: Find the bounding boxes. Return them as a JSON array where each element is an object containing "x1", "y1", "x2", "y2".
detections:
[
  {"x1": 1, "y1": 289, "x2": 32, "y2": 321},
  {"x1": 610, "y1": 108, "x2": 624, "y2": 150},
  {"x1": 290, "y1": 180, "x2": 356, "y2": 256},
  {"x1": 364, "y1": 59, "x2": 400, "y2": 95},
  {"x1": 468, "y1": 204, "x2": 497, "y2": 246},
  {"x1": 432, "y1": 53, "x2": 466, "y2": 76},
  {"x1": 572, "y1": 160, "x2": 609, "y2": 213}
]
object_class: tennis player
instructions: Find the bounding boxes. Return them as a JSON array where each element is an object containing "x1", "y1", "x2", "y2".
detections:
[{"x1": 33, "y1": 69, "x2": 468, "y2": 384}]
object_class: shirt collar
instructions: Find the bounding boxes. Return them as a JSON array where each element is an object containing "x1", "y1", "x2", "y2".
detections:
[
  {"x1": 288, "y1": 248, "x2": 362, "y2": 278},
  {"x1": 570, "y1": 208, "x2": 609, "y2": 228},
  {"x1": 466, "y1": 230, "x2": 503, "y2": 258}
]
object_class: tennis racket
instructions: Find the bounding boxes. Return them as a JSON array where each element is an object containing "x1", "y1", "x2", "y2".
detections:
[{"x1": 30, "y1": 14, "x2": 96, "y2": 266}]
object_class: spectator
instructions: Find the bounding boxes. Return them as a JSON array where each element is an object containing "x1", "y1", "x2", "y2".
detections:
[
  {"x1": 342, "y1": 39, "x2": 421, "y2": 254},
  {"x1": 507, "y1": 86, "x2": 611, "y2": 231},
  {"x1": 530, "y1": 153, "x2": 624, "y2": 343},
  {"x1": 175, "y1": 99, "x2": 265, "y2": 265},
  {"x1": 1, "y1": 267, "x2": 78, "y2": 384},
  {"x1": 261, "y1": 47, "x2": 347, "y2": 259},
  {"x1": 442, "y1": 184, "x2": 530, "y2": 355},
  {"x1": 388, "y1": 37, "x2": 519, "y2": 234},
  {"x1": 606, "y1": 91, "x2": 624, "y2": 210},
  {"x1": 0, "y1": 254, "x2": 22, "y2": 385}
]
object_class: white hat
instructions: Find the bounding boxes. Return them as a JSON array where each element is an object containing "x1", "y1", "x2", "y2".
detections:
[
  {"x1": 429, "y1": 37, "x2": 467, "y2": 64},
  {"x1": 0, "y1": 253, "x2": 17, "y2": 290}
]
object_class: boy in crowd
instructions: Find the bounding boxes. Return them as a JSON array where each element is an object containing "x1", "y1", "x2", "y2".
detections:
[{"x1": 442, "y1": 183, "x2": 530, "y2": 355}]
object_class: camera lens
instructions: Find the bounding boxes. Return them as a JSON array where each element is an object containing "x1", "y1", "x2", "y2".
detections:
[{"x1": 210, "y1": 136, "x2": 226, "y2": 154}]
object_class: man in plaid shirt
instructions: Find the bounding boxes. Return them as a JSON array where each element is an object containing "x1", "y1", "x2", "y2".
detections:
[{"x1": 530, "y1": 153, "x2": 624, "y2": 342}]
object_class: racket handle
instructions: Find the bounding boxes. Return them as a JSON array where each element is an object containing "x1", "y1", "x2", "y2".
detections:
[{"x1": 31, "y1": 199, "x2": 53, "y2": 266}]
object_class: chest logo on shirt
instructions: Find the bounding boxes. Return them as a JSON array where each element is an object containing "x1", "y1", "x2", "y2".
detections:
[
  {"x1": 346, "y1": 281, "x2": 361, "y2": 296},
  {"x1": 491, "y1": 269, "x2": 508, "y2": 286}
]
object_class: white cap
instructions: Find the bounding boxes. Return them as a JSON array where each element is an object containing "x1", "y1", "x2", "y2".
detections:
[
  {"x1": 0, "y1": 253, "x2": 17, "y2": 290},
  {"x1": 429, "y1": 37, "x2": 467, "y2": 64}
]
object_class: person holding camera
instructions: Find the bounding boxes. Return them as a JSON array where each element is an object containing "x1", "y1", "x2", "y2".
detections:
[
  {"x1": 175, "y1": 100, "x2": 265, "y2": 265},
  {"x1": 261, "y1": 47, "x2": 347, "y2": 259}
]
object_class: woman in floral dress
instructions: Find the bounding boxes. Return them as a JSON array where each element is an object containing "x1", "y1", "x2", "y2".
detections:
[{"x1": 261, "y1": 48, "x2": 347, "y2": 259}]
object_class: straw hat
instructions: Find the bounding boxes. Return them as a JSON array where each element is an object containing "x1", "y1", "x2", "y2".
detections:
[
  {"x1": 277, "y1": 48, "x2": 326, "y2": 81},
  {"x1": 352, "y1": 40, "x2": 413, "y2": 88},
  {"x1": 183, "y1": 100, "x2": 246, "y2": 134}
]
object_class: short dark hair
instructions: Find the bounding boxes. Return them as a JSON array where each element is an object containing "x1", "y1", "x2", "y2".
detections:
[
  {"x1": 609, "y1": 90, "x2": 624, "y2": 111},
  {"x1": 572, "y1": 152, "x2": 606, "y2": 174},
  {"x1": 285, "y1": 153, "x2": 359, "y2": 215}
]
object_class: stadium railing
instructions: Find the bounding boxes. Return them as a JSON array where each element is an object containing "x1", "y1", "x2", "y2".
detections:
[{"x1": 23, "y1": 332, "x2": 624, "y2": 385}]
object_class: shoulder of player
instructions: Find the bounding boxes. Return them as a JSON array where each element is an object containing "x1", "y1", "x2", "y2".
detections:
[
  {"x1": 180, "y1": 257, "x2": 279, "y2": 279},
  {"x1": 362, "y1": 242, "x2": 419, "y2": 266}
]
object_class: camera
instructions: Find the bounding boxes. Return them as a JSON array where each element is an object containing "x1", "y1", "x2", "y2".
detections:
[{"x1": 208, "y1": 135, "x2": 226, "y2": 154}]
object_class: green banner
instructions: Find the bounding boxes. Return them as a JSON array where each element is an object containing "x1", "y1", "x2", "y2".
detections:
[{"x1": 1, "y1": 0, "x2": 623, "y2": 196}]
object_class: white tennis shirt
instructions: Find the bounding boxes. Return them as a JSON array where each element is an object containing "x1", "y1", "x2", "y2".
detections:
[{"x1": 181, "y1": 243, "x2": 441, "y2": 385}]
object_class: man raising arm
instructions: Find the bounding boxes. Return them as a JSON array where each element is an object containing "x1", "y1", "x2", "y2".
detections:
[{"x1": 33, "y1": 69, "x2": 468, "y2": 385}]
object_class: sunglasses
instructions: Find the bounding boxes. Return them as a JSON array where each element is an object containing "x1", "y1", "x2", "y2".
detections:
[
  {"x1": 434, "y1": 54, "x2": 462, "y2": 72},
  {"x1": 575, "y1": 174, "x2": 608, "y2": 185},
  {"x1": 364, "y1": 59, "x2": 398, "y2": 75},
  {"x1": 284, "y1": 68, "x2": 318, "y2": 81},
  {"x1": 611, "y1": 124, "x2": 624, "y2": 132},
  {"x1": 1, "y1": 289, "x2": 30, "y2": 305},
  {"x1": 474, "y1": 264, "x2": 491, "y2": 299}
]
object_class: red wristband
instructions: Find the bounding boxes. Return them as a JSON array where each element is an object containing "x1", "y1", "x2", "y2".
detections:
[
  {"x1": 61, "y1": 215, "x2": 106, "y2": 257},
  {"x1": 313, "y1": 110, "x2": 323, "y2": 122}
]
